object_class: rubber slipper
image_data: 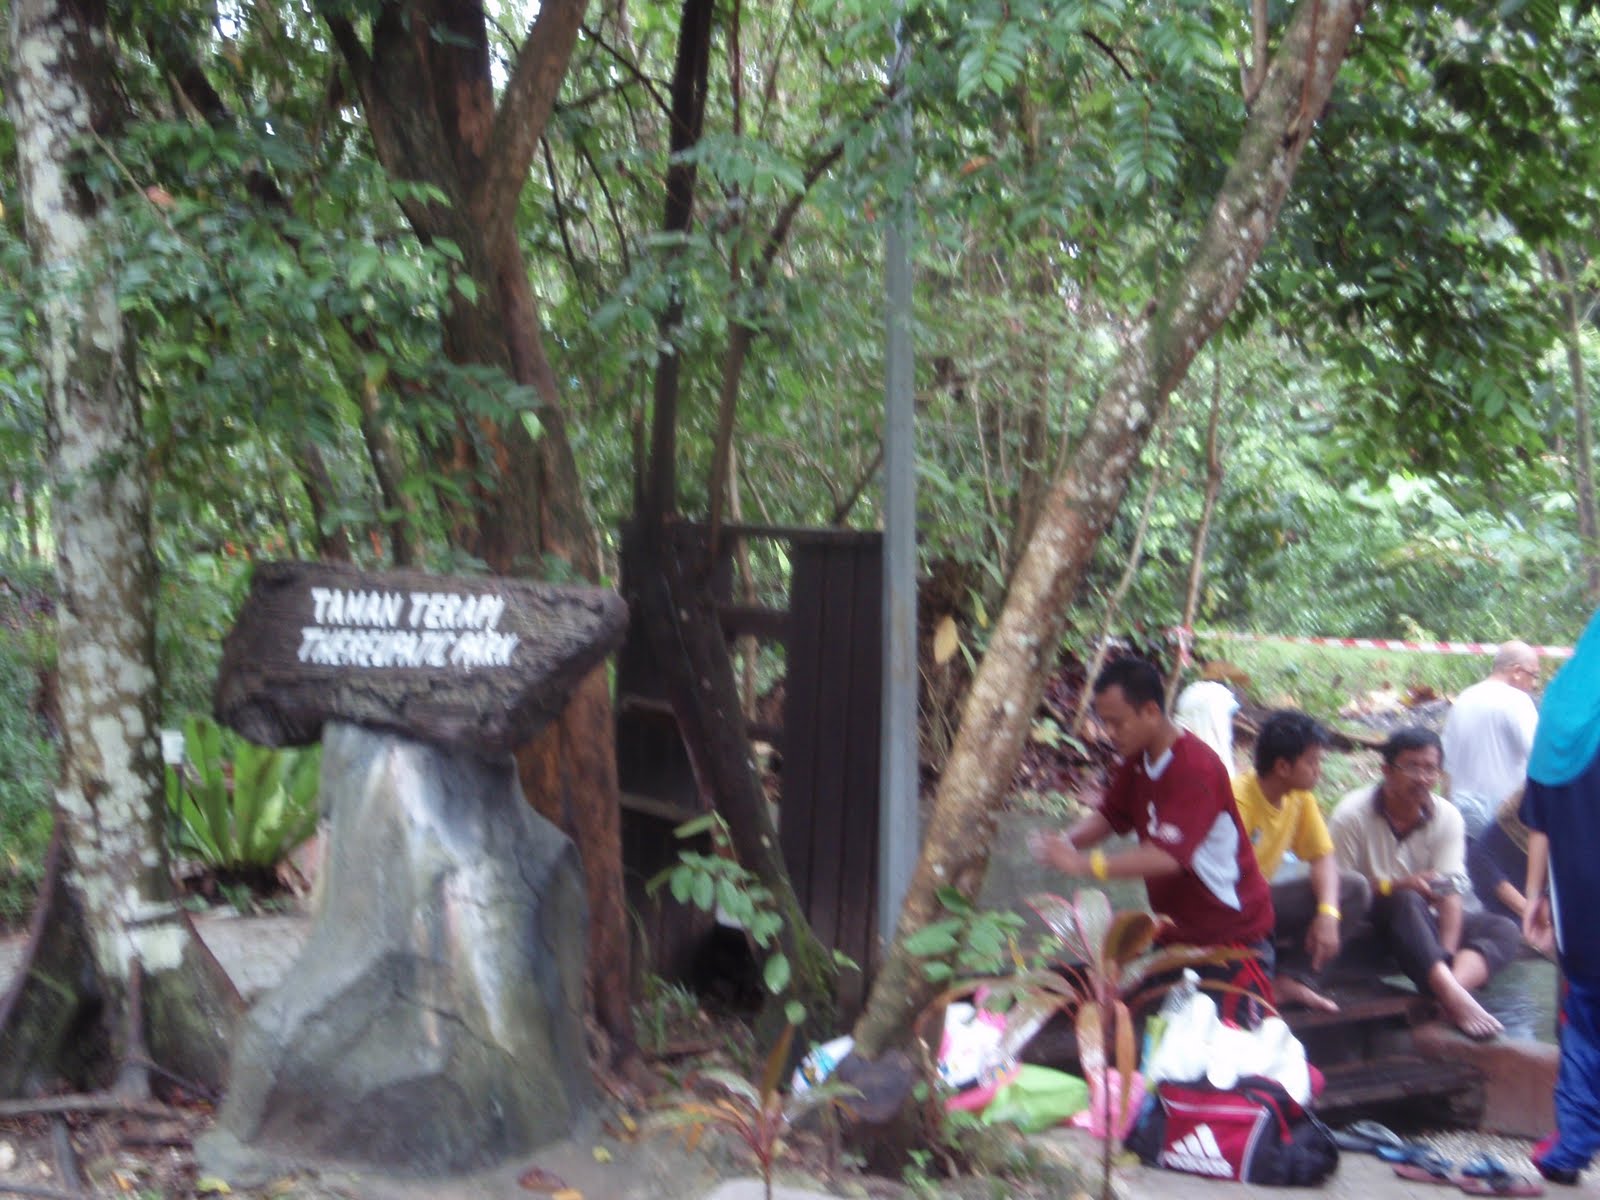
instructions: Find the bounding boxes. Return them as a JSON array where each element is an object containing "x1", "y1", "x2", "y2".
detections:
[
  {"x1": 1389, "y1": 1148, "x2": 1458, "y2": 1184},
  {"x1": 1380, "y1": 1141, "x2": 1451, "y2": 1166},
  {"x1": 1458, "y1": 1153, "x2": 1545, "y2": 1196},
  {"x1": 1335, "y1": 1119, "x2": 1408, "y2": 1154}
]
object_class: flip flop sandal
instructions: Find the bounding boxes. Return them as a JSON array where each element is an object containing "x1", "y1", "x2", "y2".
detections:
[
  {"x1": 1458, "y1": 1153, "x2": 1546, "y2": 1197},
  {"x1": 1389, "y1": 1147, "x2": 1459, "y2": 1185},
  {"x1": 1335, "y1": 1119, "x2": 1408, "y2": 1154}
]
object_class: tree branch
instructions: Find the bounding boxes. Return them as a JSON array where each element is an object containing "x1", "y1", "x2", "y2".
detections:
[
  {"x1": 482, "y1": 0, "x2": 589, "y2": 240},
  {"x1": 1083, "y1": 32, "x2": 1136, "y2": 83},
  {"x1": 581, "y1": 22, "x2": 673, "y2": 116}
]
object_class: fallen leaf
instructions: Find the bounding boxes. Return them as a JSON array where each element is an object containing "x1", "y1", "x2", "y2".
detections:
[
  {"x1": 553, "y1": 1191, "x2": 583, "y2": 1200},
  {"x1": 517, "y1": 1165, "x2": 569, "y2": 1193},
  {"x1": 591, "y1": 1145, "x2": 612, "y2": 1163},
  {"x1": 195, "y1": 1177, "x2": 233, "y2": 1194}
]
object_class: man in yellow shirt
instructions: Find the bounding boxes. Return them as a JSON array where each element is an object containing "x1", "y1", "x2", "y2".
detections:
[{"x1": 1235, "y1": 710, "x2": 1371, "y2": 1012}]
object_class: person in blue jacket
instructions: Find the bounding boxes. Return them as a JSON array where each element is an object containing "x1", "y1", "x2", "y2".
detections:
[{"x1": 1522, "y1": 615, "x2": 1600, "y2": 1187}]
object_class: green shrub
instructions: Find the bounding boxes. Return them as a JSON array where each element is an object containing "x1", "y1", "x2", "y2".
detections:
[{"x1": 166, "y1": 714, "x2": 321, "y2": 875}]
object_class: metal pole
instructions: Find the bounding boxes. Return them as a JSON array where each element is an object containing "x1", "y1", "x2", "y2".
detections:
[{"x1": 879, "y1": 16, "x2": 917, "y2": 950}]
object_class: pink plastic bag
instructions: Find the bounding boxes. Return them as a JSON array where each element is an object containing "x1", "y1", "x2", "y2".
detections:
[{"x1": 1070, "y1": 1067, "x2": 1146, "y2": 1139}]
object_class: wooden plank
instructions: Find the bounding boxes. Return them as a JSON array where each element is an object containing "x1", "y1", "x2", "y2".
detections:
[
  {"x1": 717, "y1": 603, "x2": 789, "y2": 642},
  {"x1": 1315, "y1": 1056, "x2": 1480, "y2": 1113},
  {"x1": 798, "y1": 544, "x2": 855, "y2": 959},
  {"x1": 1283, "y1": 986, "x2": 1432, "y2": 1034},
  {"x1": 708, "y1": 522, "x2": 884, "y2": 548},
  {"x1": 619, "y1": 791, "x2": 702, "y2": 826},
  {"x1": 835, "y1": 542, "x2": 883, "y2": 1018},
  {"x1": 779, "y1": 542, "x2": 828, "y2": 937}
]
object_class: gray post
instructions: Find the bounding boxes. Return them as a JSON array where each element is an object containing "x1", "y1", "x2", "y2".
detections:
[{"x1": 879, "y1": 18, "x2": 918, "y2": 950}]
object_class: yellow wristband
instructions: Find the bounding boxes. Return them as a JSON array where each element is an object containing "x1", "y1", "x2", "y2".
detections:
[
  {"x1": 1316, "y1": 903, "x2": 1341, "y2": 920},
  {"x1": 1090, "y1": 849, "x2": 1109, "y2": 881},
  {"x1": 1378, "y1": 878, "x2": 1393, "y2": 897}
]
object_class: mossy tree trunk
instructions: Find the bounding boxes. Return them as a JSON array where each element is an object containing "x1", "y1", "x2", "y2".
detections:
[{"x1": 5, "y1": 0, "x2": 241, "y2": 1095}]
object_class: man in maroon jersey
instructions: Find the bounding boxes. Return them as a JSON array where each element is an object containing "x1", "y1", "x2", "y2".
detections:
[{"x1": 1030, "y1": 656, "x2": 1276, "y2": 1016}]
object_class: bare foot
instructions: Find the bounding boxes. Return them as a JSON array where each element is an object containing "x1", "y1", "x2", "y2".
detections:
[
  {"x1": 1436, "y1": 982, "x2": 1503, "y2": 1039},
  {"x1": 1276, "y1": 976, "x2": 1339, "y2": 1013}
]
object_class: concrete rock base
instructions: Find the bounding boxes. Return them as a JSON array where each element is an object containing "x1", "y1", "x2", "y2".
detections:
[{"x1": 203, "y1": 724, "x2": 592, "y2": 1177}]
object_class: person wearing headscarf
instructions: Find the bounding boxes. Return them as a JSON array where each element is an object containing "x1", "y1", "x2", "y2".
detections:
[{"x1": 1522, "y1": 614, "x2": 1600, "y2": 1187}]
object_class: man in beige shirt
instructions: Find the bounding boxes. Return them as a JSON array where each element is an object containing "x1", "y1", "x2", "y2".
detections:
[{"x1": 1329, "y1": 727, "x2": 1521, "y2": 1038}]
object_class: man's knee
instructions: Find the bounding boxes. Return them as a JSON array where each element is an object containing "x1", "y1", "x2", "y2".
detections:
[
  {"x1": 1464, "y1": 912, "x2": 1521, "y2": 978},
  {"x1": 1377, "y1": 888, "x2": 1432, "y2": 927}
]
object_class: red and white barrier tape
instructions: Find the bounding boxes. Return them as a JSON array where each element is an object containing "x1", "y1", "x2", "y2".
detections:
[{"x1": 1178, "y1": 627, "x2": 1574, "y2": 660}]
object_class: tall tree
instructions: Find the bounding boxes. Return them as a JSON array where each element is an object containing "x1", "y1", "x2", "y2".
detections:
[
  {"x1": 323, "y1": 0, "x2": 637, "y2": 1059},
  {"x1": 851, "y1": 0, "x2": 1361, "y2": 1070},
  {"x1": 626, "y1": 0, "x2": 838, "y2": 1027},
  {"x1": 3, "y1": 0, "x2": 239, "y2": 1093}
]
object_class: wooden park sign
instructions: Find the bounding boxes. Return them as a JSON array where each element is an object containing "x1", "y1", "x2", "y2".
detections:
[{"x1": 214, "y1": 561, "x2": 628, "y2": 756}]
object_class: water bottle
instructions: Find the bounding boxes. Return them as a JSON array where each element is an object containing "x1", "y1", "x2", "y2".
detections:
[{"x1": 1143, "y1": 968, "x2": 1200, "y2": 1064}]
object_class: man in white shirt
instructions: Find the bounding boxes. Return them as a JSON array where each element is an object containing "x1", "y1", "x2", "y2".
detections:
[
  {"x1": 1441, "y1": 642, "x2": 1539, "y2": 838},
  {"x1": 1330, "y1": 728, "x2": 1520, "y2": 1038}
]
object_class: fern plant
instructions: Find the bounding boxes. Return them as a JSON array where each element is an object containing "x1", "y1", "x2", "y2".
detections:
[{"x1": 165, "y1": 714, "x2": 321, "y2": 874}]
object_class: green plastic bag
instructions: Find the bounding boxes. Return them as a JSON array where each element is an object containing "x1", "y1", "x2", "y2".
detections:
[{"x1": 980, "y1": 1065, "x2": 1091, "y2": 1133}]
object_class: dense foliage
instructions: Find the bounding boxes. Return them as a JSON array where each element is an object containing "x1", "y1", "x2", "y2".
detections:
[{"x1": 3, "y1": 0, "x2": 1600, "y2": 924}]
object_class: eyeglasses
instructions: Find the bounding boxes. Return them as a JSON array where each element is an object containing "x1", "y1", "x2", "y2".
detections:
[{"x1": 1391, "y1": 762, "x2": 1442, "y2": 782}]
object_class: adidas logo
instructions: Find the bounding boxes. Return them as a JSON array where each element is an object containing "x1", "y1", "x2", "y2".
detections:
[{"x1": 1160, "y1": 1124, "x2": 1234, "y2": 1178}]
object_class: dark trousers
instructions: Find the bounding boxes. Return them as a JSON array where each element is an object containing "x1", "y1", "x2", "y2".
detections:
[
  {"x1": 1270, "y1": 868, "x2": 1372, "y2": 983},
  {"x1": 1368, "y1": 890, "x2": 1520, "y2": 994}
]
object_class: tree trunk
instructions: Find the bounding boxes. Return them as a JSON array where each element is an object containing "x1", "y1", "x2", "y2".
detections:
[
  {"x1": 623, "y1": 521, "x2": 836, "y2": 1029},
  {"x1": 1166, "y1": 354, "x2": 1226, "y2": 705},
  {"x1": 851, "y1": 0, "x2": 1361, "y2": 1061},
  {"x1": 6, "y1": 0, "x2": 241, "y2": 1094},
  {"x1": 632, "y1": 0, "x2": 836, "y2": 1028},
  {"x1": 327, "y1": 0, "x2": 635, "y2": 1060},
  {"x1": 295, "y1": 438, "x2": 353, "y2": 562},
  {"x1": 1548, "y1": 250, "x2": 1600, "y2": 609}
]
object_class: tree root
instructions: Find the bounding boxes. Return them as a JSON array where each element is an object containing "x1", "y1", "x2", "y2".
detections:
[
  {"x1": 0, "y1": 1181, "x2": 86, "y2": 1200},
  {"x1": 46, "y1": 1118, "x2": 81, "y2": 1194},
  {"x1": 0, "y1": 1095, "x2": 178, "y2": 1121}
]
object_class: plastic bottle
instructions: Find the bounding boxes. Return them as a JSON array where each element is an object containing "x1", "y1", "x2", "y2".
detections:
[{"x1": 1142, "y1": 968, "x2": 1200, "y2": 1064}]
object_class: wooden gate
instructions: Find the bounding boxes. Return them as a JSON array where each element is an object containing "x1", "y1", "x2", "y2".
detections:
[{"x1": 615, "y1": 523, "x2": 885, "y2": 1018}]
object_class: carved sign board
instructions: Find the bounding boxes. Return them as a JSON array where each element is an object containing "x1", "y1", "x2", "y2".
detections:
[{"x1": 215, "y1": 561, "x2": 628, "y2": 756}]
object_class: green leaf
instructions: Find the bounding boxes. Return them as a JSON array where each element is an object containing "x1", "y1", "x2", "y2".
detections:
[
  {"x1": 901, "y1": 918, "x2": 962, "y2": 957},
  {"x1": 763, "y1": 952, "x2": 791, "y2": 994}
]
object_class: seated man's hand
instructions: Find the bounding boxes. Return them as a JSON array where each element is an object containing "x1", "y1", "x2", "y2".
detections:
[
  {"x1": 1027, "y1": 829, "x2": 1087, "y2": 875},
  {"x1": 1400, "y1": 870, "x2": 1442, "y2": 902},
  {"x1": 1306, "y1": 913, "x2": 1341, "y2": 972}
]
